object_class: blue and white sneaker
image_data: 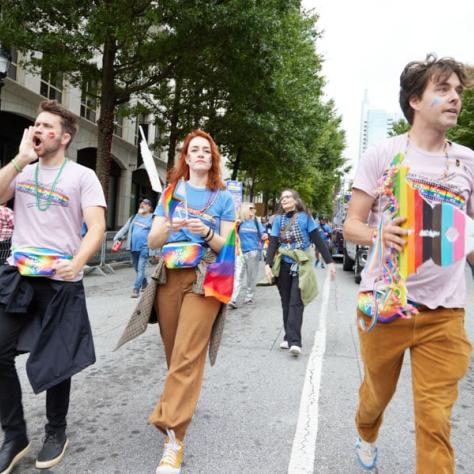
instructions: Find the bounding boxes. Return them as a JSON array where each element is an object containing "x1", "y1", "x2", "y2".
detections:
[{"x1": 355, "y1": 436, "x2": 378, "y2": 470}]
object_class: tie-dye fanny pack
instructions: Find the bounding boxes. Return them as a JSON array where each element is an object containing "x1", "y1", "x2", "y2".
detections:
[
  {"x1": 162, "y1": 242, "x2": 205, "y2": 269},
  {"x1": 12, "y1": 246, "x2": 73, "y2": 277}
]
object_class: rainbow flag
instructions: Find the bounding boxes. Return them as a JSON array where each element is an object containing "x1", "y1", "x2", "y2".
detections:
[
  {"x1": 203, "y1": 224, "x2": 238, "y2": 304},
  {"x1": 162, "y1": 183, "x2": 181, "y2": 223},
  {"x1": 393, "y1": 167, "x2": 473, "y2": 279}
]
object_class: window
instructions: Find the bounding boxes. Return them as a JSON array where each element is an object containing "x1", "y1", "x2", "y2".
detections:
[
  {"x1": 7, "y1": 47, "x2": 18, "y2": 81},
  {"x1": 114, "y1": 114, "x2": 123, "y2": 138},
  {"x1": 80, "y1": 79, "x2": 98, "y2": 123},
  {"x1": 40, "y1": 69, "x2": 63, "y2": 102}
]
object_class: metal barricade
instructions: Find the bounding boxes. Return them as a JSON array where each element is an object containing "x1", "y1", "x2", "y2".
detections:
[{"x1": 0, "y1": 239, "x2": 11, "y2": 265}]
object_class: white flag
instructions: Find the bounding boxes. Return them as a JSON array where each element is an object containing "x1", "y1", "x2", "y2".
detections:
[{"x1": 139, "y1": 126, "x2": 162, "y2": 193}]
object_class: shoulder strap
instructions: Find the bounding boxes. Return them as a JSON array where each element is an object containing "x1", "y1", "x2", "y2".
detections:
[{"x1": 254, "y1": 216, "x2": 262, "y2": 239}]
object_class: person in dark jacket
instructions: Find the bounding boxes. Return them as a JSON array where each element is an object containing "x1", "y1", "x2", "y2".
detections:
[{"x1": 0, "y1": 100, "x2": 106, "y2": 473}]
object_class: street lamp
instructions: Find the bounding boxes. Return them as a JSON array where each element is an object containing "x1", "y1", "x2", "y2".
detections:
[{"x1": 0, "y1": 43, "x2": 12, "y2": 110}]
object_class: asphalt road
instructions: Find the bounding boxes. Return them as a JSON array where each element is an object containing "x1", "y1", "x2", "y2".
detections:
[{"x1": 10, "y1": 261, "x2": 474, "y2": 473}]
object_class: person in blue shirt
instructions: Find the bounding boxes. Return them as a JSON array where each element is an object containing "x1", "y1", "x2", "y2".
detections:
[
  {"x1": 146, "y1": 130, "x2": 235, "y2": 474},
  {"x1": 229, "y1": 202, "x2": 268, "y2": 308},
  {"x1": 113, "y1": 198, "x2": 154, "y2": 297},
  {"x1": 315, "y1": 217, "x2": 333, "y2": 268},
  {"x1": 265, "y1": 189, "x2": 336, "y2": 356}
]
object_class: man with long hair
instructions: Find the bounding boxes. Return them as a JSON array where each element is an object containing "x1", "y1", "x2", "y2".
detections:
[{"x1": 344, "y1": 55, "x2": 473, "y2": 472}]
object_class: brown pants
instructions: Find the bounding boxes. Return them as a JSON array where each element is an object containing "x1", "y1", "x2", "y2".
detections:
[
  {"x1": 149, "y1": 268, "x2": 221, "y2": 440},
  {"x1": 356, "y1": 307, "x2": 472, "y2": 474}
]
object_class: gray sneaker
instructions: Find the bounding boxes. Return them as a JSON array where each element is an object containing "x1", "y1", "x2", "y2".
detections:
[{"x1": 131, "y1": 289, "x2": 139, "y2": 298}]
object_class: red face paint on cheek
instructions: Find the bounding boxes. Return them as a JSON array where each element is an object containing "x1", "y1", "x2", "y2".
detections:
[{"x1": 47, "y1": 131, "x2": 56, "y2": 139}]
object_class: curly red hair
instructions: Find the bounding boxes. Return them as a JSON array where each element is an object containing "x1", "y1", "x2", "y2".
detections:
[{"x1": 167, "y1": 130, "x2": 226, "y2": 191}]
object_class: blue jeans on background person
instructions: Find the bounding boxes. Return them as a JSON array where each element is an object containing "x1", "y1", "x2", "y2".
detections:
[{"x1": 131, "y1": 248, "x2": 149, "y2": 291}]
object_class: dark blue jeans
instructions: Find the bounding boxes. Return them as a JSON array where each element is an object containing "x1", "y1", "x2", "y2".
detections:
[{"x1": 131, "y1": 248, "x2": 149, "y2": 291}]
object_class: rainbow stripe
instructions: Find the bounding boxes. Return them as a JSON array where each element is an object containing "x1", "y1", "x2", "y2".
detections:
[
  {"x1": 12, "y1": 246, "x2": 72, "y2": 277},
  {"x1": 16, "y1": 182, "x2": 69, "y2": 207},
  {"x1": 203, "y1": 224, "x2": 238, "y2": 304}
]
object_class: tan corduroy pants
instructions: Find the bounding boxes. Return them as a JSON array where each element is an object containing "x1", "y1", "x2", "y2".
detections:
[
  {"x1": 149, "y1": 267, "x2": 221, "y2": 441},
  {"x1": 356, "y1": 307, "x2": 472, "y2": 474}
]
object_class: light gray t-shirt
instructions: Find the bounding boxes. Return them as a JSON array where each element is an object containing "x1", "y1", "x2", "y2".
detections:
[
  {"x1": 353, "y1": 133, "x2": 474, "y2": 308},
  {"x1": 8, "y1": 159, "x2": 106, "y2": 281}
]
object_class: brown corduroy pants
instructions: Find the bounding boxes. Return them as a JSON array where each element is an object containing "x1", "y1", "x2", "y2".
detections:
[
  {"x1": 149, "y1": 267, "x2": 221, "y2": 441},
  {"x1": 356, "y1": 307, "x2": 472, "y2": 474}
]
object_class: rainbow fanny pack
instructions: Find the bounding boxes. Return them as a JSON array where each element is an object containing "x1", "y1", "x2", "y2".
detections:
[
  {"x1": 357, "y1": 290, "x2": 419, "y2": 324},
  {"x1": 12, "y1": 246, "x2": 73, "y2": 277},
  {"x1": 162, "y1": 242, "x2": 205, "y2": 269}
]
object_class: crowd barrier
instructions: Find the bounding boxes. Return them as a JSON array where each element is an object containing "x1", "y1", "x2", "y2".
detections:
[{"x1": 84, "y1": 231, "x2": 132, "y2": 276}]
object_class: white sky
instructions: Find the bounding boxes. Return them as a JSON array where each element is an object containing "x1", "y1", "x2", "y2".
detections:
[{"x1": 302, "y1": 0, "x2": 474, "y2": 168}]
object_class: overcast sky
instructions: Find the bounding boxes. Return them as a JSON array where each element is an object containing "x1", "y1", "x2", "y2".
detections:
[{"x1": 302, "y1": 0, "x2": 474, "y2": 167}]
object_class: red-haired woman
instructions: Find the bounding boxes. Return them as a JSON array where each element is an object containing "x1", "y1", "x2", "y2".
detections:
[{"x1": 147, "y1": 130, "x2": 235, "y2": 474}]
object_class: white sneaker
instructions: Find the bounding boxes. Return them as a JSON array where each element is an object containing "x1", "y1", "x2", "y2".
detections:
[
  {"x1": 279, "y1": 340, "x2": 289, "y2": 350},
  {"x1": 289, "y1": 345, "x2": 302, "y2": 356},
  {"x1": 156, "y1": 429, "x2": 184, "y2": 474},
  {"x1": 355, "y1": 436, "x2": 378, "y2": 470}
]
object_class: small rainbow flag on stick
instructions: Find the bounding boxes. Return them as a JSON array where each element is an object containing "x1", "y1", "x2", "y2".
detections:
[
  {"x1": 203, "y1": 224, "x2": 239, "y2": 304},
  {"x1": 162, "y1": 183, "x2": 181, "y2": 223}
]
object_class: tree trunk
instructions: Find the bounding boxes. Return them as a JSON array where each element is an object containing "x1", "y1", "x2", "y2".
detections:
[
  {"x1": 231, "y1": 146, "x2": 242, "y2": 180},
  {"x1": 166, "y1": 76, "x2": 183, "y2": 171},
  {"x1": 96, "y1": 38, "x2": 117, "y2": 202}
]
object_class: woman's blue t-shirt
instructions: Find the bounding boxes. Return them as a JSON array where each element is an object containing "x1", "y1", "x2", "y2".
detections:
[
  {"x1": 154, "y1": 182, "x2": 236, "y2": 244},
  {"x1": 270, "y1": 212, "x2": 317, "y2": 263},
  {"x1": 238, "y1": 218, "x2": 265, "y2": 252}
]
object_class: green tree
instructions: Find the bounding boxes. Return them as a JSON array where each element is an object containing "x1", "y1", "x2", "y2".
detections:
[
  {"x1": 0, "y1": 0, "x2": 195, "y2": 197},
  {"x1": 389, "y1": 118, "x2": 410, "y2": 137}
]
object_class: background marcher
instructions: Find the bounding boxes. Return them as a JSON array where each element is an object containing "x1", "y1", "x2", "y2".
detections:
[
  {"x1": 113, "y1": 198, "x2": 154, "y2": 298},
  {"x1": 315, "y1": 217, "x2": 332, "y2": 268},
  {"x1": 344, "y1": 55, "x2": 473, "y2": 473},
  {"x1": 265, "y1": 189, "x2": 336, "y2": 357},
  {"x1": 229, "y1": 202, "x2": 268, "y2": 308}
]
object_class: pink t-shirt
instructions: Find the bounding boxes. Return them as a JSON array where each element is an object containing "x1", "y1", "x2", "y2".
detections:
[
  {"x1": 8, "y1": 159, "x2": 106, "y2": 281},
  {"x1": 353, "y1": 133, "x2": 474, "y2": 309}
]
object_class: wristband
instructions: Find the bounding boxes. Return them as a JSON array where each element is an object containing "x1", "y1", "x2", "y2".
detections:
[
  {"x1": 203, "y1": 227, "x2": 212, "y2": 240},
  {"x1": 11, "y1": 158, "x2": 23, "y2": 173},
  {"x1": 205, "y1": 229, "x2": 215, "y2": 242}
]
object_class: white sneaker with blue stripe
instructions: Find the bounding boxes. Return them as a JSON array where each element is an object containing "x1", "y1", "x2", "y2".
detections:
[{"x1": 355, "y1": 436, "x2": 378, "y2": 470}]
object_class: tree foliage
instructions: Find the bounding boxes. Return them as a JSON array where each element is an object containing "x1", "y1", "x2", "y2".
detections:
[{"x1": 0, "y1": 0, "x2": 346, "y2": 216}]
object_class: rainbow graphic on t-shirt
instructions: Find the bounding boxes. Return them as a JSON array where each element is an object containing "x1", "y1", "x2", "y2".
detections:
[
  {"x1": 12, "y1": 246, "x2": 73, "y2": 277},
  {"x1": 410, "y1": 179, "x2": 465, "y2": 209},
  {"x1": 16, "y1": 181, "x2": 69, "y2": 207}
]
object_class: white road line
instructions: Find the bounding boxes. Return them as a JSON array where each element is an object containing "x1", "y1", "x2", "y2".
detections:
[{"x1": 288, "y1": 273, "x2": 331, "y2": 474}]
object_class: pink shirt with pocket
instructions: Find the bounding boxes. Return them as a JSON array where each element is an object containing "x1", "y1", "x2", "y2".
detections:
[{"x1": 353, "y1": 133, "x2": 474, "y2": 309}]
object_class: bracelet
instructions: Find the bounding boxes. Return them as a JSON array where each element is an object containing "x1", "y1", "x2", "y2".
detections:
[
  {"x1": 11, "y1": 158, "x2": 23, "y2": 173},
  {"x1": 203, "y1": 227, "x2": 212, "y2": 240},
  {"x1": 205, "y1": 229, "x2": 215, "y2": 242}
]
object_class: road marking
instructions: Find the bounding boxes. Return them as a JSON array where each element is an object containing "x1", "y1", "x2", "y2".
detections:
[{"x1": 288, "y1": 273, "x2": 331, "y2": 474}]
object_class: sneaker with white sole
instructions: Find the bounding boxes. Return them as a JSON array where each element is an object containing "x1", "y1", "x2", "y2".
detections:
[
  {"x1": 279, "y1": 340, "x2": 289, "y2": 350},
  {"x1": 289, "y1": 345, "x2": 302, "y2": 356},
  {"x1": 355, "y1": 436, "x2": 378, "y2": 470},
  {"x1": 35, "y1": 432, "x2": 68, "y2": 469},
  {"x1": 156, "y1": 429, "x2": 184, "y2": 474}
]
